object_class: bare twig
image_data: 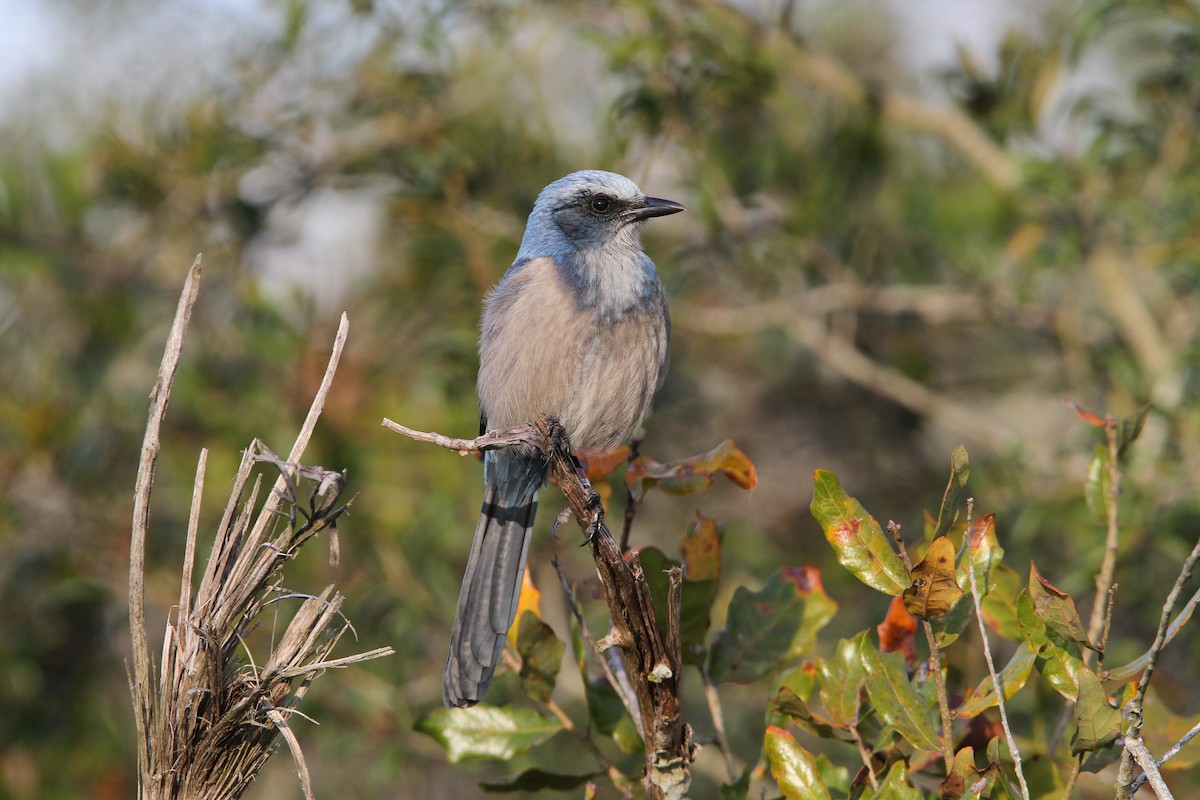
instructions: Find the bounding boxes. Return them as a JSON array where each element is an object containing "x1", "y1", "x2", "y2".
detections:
[
  {"x1": 701, "y1": 670, "x2": 737, "y2": 783},
  {"x1": 964, "y1": 500, "x2": 1031, "y2": 800},
  {"x1": 1117, "y1": 531, "x2": 1200, "y2": 795},
  {"x1": 1086, "y1": 416, "x2": 1122, "y2": 663},
  {"x1": 886, "y1": 521, "x2": 954, "y2": 769},
  {"x1": 1129, "y1": 719, "x2": 1200, "y2": 795},
  {"x1": 553, "y1": 556, "x2": 643, "y2": 738},
  {"x1": 1126, "y1": 736, "x2": 1175, "y2": 799},
  {"x1": 847, "y1": 724, "x2": 880, "y2": 793}
]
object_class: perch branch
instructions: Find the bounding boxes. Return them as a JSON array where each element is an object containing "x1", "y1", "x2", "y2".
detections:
[
  {"x1": 386, "y1": 417, "x2": 693, "y2": 799},
  {"x1": 1130, "y1": 719, "x2": 1200, "y2": 795}
]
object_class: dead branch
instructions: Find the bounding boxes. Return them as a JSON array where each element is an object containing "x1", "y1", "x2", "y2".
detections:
[
  {"x1": 384, "y1": 417, "x2": 694, "y2": 799},
  {"x1": 129, "y1": 261, "x2": 393, "y2": 800}
]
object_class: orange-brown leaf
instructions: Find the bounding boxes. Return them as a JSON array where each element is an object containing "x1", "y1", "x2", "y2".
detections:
[
  {"x1": 625, "y1": 439, "x2": 757, "y2": 502},
  {"x1": 1064, "y1": 399, "x2": 1105, "y2": 428},
  {"x1": 576, "y1": 444, "x2": 633, "y2": 481},
  {"x1": 507, "y1": 568, "x2": 542, "y2": 648},
  {"x1": 680, "y1": 512, "x2": 721, "y2": 582},
  {"x1": 877, "y1": 596, "x2": 918, "y2": 667},
  {"x1": 902, "y1": 536, "x2": 963, "y2": 618}
]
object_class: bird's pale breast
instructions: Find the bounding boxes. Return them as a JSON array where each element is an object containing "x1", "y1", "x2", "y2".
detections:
[{"x1": 478, "y1": 256, "x2": 667, "y2": 453}]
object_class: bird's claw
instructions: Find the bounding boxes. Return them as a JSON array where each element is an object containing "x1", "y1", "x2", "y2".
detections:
[
  {"x1": 552, "y1": 508, "x2": 573, "y2": 540},
  {"x1": 579, "y1": 493, "x2": 604, "y2": 546}
]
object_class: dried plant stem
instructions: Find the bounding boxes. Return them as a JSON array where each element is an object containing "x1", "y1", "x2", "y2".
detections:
[
  {"x1": 965, "y1": 504, "x2": 1030, "y2": 800},
  {"x1": 130, "y1": 254, "x2": 203, "y2": 781},
  {"x1": 1116, "y1": 530, "x2": 1200, "y2": 796},
  {"x1": 886, "y1": 521, "x2": 954, "y2": 769}
]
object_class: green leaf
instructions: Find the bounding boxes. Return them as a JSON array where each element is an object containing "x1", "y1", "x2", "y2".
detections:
[
  {"x1": 859, "y1": 632, "x2": 942, "y2": 752},
  {"x1": 810, "y1": 470, "x2": 909, "y2": 596},
  {"x1": 1142, "y1": 689, "x2": 1200, "y2": 772},
  {"x1": 626, "y1": 439, "x2": 757, "y2": 501},
  {"x1": 957, "y1": 641, "x2": 1037, "y2": 719},
  {"x1": 719, "y1": 768, "x2": 752, "y2": 800},
  {"x1": 771, "y1": 685, "x2": 855, "y2": 742},
  {"x1": 1070, "y1": 669, "x2": 1121, "y2": 755},
  {"x1": 1028, "y1": 562, "x2": 1093, "y2": 649},
  {"x1": 1016, "y1": 589, "x2": 1084, "y2": 700},
  {"x1": 940, "y1": 747, "x2": 1000, "y2": 799},
  {"x1": 980, "y1": 564, "x2": 1023, "y2": 640},
  {"x1": 480, "y1": 768, "x2": 601, "y2": 793},
  {"x1": 817, "y1": 637, "x2": 866, "y2": 727},
  {"x1": 1116, "y1": 404, "x2": 1151, "y2": 459},
  {"x1": 931, "y1": 445, "x2": 971, "y2": 542},
  {"x1": 1084, "y1": 444, "x2": 1110, "y2": 522},
  {"x1": 414, "y1": 705, "x2": 562, "y2": 762},
  {"x1": 872, "y1": 760, "x2": 921, "y2": 800},
  {"x1": 764, "y1": 725, "x2": 832, "y2": 800},
  {"x1": 707, "y1": 567, "x2": 834, "y2": 683},
  {"x1": 515, "y1": 611, "x2": 565, "y2": 703},
  {"x1": 640, "y1": 545, "x2": 720, "y2": 667}
]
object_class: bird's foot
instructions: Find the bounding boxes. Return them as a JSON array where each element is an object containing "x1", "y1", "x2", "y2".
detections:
[
  {"x1": 552, "y1": 507, "x2": 573, "y2": 540},
  {"x1": 580, "y1": 492, "x2": 604, "y2": 546}
]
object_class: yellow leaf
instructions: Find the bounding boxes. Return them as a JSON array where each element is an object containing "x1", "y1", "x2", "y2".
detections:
[
  {"x1": 902, "y1": 536, "x2": 963, "y2": 618},
  {"x1": 507, "y1": 568, "x2": 541, "y2": 648}
]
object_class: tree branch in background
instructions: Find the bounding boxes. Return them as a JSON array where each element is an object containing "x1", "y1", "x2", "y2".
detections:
[
  {"x1": 129, "y1": 263, "x2": 393, "y2": 800},
  {"x1": 385, "y1": 417, "x2": 694, "y2": 800}
]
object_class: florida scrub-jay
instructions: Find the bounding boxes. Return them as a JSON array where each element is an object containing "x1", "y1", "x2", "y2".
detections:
[{"x1": 443, "y1": 170, "x2": 683, "y2": 707}]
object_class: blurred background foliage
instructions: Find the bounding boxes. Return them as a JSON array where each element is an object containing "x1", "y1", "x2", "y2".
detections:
[{"x1": 1, "y1": 0, "x2": 1199, "y2": 797}]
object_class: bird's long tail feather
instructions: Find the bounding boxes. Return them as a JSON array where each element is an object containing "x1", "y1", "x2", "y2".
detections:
[{"x1": 443, "y1": 482, "x2": 538, "y2": 707}]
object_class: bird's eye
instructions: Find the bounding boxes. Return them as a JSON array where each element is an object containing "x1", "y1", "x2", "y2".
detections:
[{"x1": 589, "y1": 195, "x2": 613, "y2": 214}]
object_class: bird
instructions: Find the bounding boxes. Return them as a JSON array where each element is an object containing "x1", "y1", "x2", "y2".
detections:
[{"x1": 443, "y1": 170, "x2": 684, "y2": 708}]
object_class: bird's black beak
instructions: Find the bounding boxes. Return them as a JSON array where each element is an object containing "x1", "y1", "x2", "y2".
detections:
[{"x1": 626, "y1": 196, "x2": 686, "y2": 222}]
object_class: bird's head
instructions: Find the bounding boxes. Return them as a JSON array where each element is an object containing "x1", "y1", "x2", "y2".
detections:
[{"x1": 518, "y1": 170, "x2": 684, "y2": 259}]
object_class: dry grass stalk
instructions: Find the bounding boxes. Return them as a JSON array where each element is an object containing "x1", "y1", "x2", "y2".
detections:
[{"x1": 129, "y1": 258, "x2": 393, "y2": 800}]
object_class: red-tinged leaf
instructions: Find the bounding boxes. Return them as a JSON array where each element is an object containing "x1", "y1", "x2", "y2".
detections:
[
  {"x1": 875, "y1": 761, "x2": 921, "y2": 799},
  {"x1": 625, "y1": 439, "x2": 757, "y2": 502},
  {"x1": 680, "y1": 512, "x2": 721, "y2": 581},
  {"x1": 764, "y1": 725, "x2": 832, "y2": 800},
  {"x1": 877, "y1": 596, "x2": 918, "y2": 668},
  {"x1": 415, "y1": 705, "x2": 562, "y2": 762},
  {"x1": 957, "y1": 642, "x2": 1037, "y2": 719},
  {"x1": 1064, "y1": 399, "x2": 1105, "y2": 427},
  {"x1": 1029, "y1": 562, "x2": 1093, "y2": 649},
  {"x1": 576, "y1": 444, "x2": 633, "y2": 481},
  {"x1": 858, "y1": 632, "x2": 942, "y2": 753},
  {"x1": 902, "y1": 536, "x2": 963, "y2": 618},
  {"x1": 707, "y1": 567, "x2": 834, "y2": 683},
  {"x1": 1017, "y1": 588, "x2": 1085, "y2": 701},
  {"x1": 1070, "y1": 669, "x2": 1121, "y2": 755},
  {"x1": 962, "y1": 514, "x2": 1003, "y2": 596},
  {"x1": 783, "y1": 566, "x2": 838, "y2": 659},
  {"x1": 515, "y1": 611, "x2": 565, "y2": 703},
  {"x1": 816, "y1": 638, "x2": 866, "y2": 727},
  {"x1": 810, "y1": 470, "x2": 908, "y2": 596}
]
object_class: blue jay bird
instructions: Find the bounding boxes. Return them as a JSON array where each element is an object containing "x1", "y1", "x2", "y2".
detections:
[{"x1": 443, "y1": 170, "x2": 683, "y2": 707}]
